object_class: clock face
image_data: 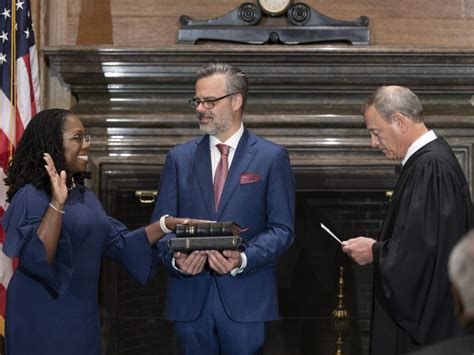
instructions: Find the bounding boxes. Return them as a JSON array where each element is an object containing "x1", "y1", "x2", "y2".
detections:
[{"x1": 258, "y1": 0, "x2": 292, "y2": 16}]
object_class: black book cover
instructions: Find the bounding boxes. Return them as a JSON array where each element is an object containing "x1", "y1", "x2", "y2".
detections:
[{"x1": 175, "y1": 222, "x2": 240, "y2": 238}]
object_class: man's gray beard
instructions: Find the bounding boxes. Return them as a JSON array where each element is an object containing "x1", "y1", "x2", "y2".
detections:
[
  {"x1": 199, "y1": 117, "x2": 232, "y2": 136},
  {"x1": 199, "y1": 123, "x2": 217, "y2": 136}
]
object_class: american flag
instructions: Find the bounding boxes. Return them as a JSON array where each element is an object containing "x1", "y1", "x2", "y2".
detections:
[{"x1": 0, "y1": 0, "x2": 40, "y2": 346}]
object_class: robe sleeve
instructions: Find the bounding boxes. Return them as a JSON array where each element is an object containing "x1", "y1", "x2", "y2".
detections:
[
  {"x1": 102, "y1": 217, "x2": 159, "y2": 285},
  {"x1": 2, "y1": 185, "x2": 73, "y2": 297},
  {"x1": 372, "y1": 158, "x2": 471, "y2": 343}
]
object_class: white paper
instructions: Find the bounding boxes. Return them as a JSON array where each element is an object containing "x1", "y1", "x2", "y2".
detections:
[{"x1": 320, "y1": 223, "x2": 343, "y2": 244}]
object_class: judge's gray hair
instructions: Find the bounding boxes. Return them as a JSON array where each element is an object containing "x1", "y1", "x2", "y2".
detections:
[
  {"x1": 361, "y1": 85, "x2": 424, "y2": 123},
  {"x1": 448, "y1": 230, "x2": 474, "y2": 315},
  {"x1": 196, "y1": 63, "x2": 249, "y2": 111}
]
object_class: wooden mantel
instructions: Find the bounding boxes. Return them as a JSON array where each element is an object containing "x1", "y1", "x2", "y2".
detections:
[
  {"x1": 43, "y1": 46, "x2": 474, "y2": 193},
  {"x1": 44, "y1": 46, "x2": 474, "y2": 97}
]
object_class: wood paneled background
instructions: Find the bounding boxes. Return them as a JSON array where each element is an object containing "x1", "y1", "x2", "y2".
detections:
[
  {"x1": 39, "y1": 0, "x2": 474, "y2": 47},
  {"x1": 37, "y1": 0, "x2": 474, "y2": 108}
]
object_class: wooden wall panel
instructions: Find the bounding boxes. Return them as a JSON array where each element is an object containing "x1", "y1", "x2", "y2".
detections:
[
  {"x1": 77, "y1": 0, "x2": 112, "y2": 44},
  {"x1": 319, "y1": 0, "x2": 467, "y2": 18},
  {"x1": 66, "y1": 17, "x2": 80, "y2": 46},
  {"x1": 111, "y1": 0, "x2": 243, "y2": 16},
  {"x1": 46, "y1": 0, "x2": 474, "y2": 48},
  {"x1": 467, "y1": 0, "x2": 474, "y2": 16},
  {"x1": 67, "y1": 0, "x2": 82, "y2": 16},
  {"x1": 111, "y1": 17, "x2": 179, "y2": 46},
  {"x1": 371, "y1": 19, "x2": 474, "y2": 47}
]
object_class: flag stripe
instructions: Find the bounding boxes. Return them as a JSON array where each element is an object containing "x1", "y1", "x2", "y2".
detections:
[
  {"x1": 0, "y1": 0, "x2": 41, "y2": 341},
  {"x1": 18, "y1": 52, "x2": 38, "y2": 128}
]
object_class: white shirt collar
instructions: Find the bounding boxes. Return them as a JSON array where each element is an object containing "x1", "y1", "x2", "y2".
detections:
[
  {"x1": 402, "y1": 130, "x2": 437, "y2": 165},
  {"x1": 209, "y1": 123, "x2": 244, "y2": 150}
]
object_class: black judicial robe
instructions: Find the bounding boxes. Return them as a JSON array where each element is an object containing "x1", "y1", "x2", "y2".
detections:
[
  {"x1": 407, "y1": 322, "x2": 474, "y2": 355},
  {"x1": 370, "y1": 137, "x2": 473, "y2": 355}
]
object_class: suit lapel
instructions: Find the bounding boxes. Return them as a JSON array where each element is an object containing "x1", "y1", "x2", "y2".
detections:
[
  {"x1": 216, "y1": 129, "x2": 257, "y2": 218},
  {"x1": 192, "y1": 135, "x2": 214, "y2": 217}
]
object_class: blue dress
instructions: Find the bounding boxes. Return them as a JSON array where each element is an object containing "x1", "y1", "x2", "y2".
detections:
[{"x1": 2, "y1": 184, "x2": 158, "y2": 355}]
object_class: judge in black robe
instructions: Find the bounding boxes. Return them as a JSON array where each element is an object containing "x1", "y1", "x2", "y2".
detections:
[{"x1": 342, "y1": 85, "x2": 473, "y2": 355}]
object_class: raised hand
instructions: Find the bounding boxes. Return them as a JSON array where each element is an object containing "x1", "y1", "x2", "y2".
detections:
[{"x1": 43, "y1": 153, "x2": 68, "y2": 207}]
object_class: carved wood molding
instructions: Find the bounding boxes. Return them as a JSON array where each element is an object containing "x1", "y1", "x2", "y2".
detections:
[{"x1": 45, "y1": 47, "x2": 474, "y2": 88}]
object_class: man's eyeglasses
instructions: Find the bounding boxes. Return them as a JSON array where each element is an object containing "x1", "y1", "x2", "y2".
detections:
[
  {"x1": 64, "y1": 134, "x2": 91, "y2": 146},
  {"x1": 188, "y1": 93, "x2": 236, "y2": 110}
]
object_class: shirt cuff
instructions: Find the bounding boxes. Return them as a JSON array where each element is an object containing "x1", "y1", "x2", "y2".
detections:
[
  {"x1": 230, "y1": 252, "x2": 247, "y2": 276},
  {"x1": 172, "y1": 256, "x2": 189, "y2": 275}
]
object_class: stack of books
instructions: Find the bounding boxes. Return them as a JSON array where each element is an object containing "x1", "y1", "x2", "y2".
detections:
[{"x1": 168, "y1": 222, "x2": 243, "y2": 252}]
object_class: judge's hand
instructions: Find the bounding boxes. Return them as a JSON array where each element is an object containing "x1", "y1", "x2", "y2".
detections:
[
  {"x1": 43, "y1": 153, "x2": 67, "y2": 206},
  {"x1": 174, "y1": 251, "x2": 207, "y2": 275},
  {"x1": 342, "y1": 237, "x2": 376, "y2": 266},
  {"x1": 206, "y1": 250, "x2": 241, "y2": 275}
]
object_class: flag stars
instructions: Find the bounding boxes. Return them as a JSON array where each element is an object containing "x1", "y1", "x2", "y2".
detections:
[
  {"x1": 0, "y1": 31, "x2": 7, "y2": 43},
  {"x1": 0, "y1": 53, "x2": 6, "y2": 64},
  {"x1": 16, "y1": 0, "x2": 24, "y2": 10},
  {"x1": 2, "y1": 8, "x2": 11, "y2": 19},
  {"x1": 24, "y1": 27, "x2": 29, "y2": 39}
]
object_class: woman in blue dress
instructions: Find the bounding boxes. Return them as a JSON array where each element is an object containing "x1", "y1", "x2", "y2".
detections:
[{"x1": 2, "y1": 109, "x2": 197, "y2": 355}]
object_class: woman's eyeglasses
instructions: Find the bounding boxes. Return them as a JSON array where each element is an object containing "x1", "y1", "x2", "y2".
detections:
[{"x1": 64, "y1": 134, "x2": 91, "y2": 146}]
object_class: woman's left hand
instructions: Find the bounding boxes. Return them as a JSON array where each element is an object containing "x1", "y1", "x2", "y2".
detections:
[{"x1": 43, "y1": 153, "x2": 68, "y2": 206}]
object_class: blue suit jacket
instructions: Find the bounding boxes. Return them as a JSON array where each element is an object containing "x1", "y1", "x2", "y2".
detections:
[{"x1": 151, "y1": 128, "x2": 295, "y2": 322}]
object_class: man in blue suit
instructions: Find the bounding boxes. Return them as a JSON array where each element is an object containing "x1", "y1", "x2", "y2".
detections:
[{"x1": 151, "y1": 62, "x2": 295, "y2": 355}]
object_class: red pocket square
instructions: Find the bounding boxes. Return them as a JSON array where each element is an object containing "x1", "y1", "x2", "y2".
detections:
[{"x1": 240, "y1": 173, "x2": 260, "y2": 184}]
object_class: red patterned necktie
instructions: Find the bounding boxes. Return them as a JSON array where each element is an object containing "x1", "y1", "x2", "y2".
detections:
[{"x1": 214, "y1": 143, "x2": 230, "y2": 210}]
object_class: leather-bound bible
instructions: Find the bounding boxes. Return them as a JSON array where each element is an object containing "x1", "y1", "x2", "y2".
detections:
[
  {"x1": 175, "y1": 222, "x2": 240, "y2": 238},
  {"x1": 168, "y1": 236, "x2": 243, "y2": 252},
  {"x1": 168, "y1": 221, "x2": 243, "y2": 252}
]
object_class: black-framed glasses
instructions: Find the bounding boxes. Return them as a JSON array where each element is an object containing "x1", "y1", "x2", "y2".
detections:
[
  {"x1": 188, "y1": 93, "x2": 236, "y2": 109},
  {"x1": 64, "y1": 134, "x2": 91, "y2": 146}
]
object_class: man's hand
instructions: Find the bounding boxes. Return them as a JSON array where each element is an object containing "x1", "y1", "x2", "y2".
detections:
[
  {"x1": 342, "y1": 237, "x2": 376, "y2": 266},
  {"x1": 174, "y1": 251, "x2": 207, "y2": 275},
  {"x1": 206, "y1": 250, "x2": 241, "y2": 275}
]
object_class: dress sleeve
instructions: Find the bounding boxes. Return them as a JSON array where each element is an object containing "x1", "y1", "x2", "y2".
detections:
[
  {"x1": 373, "y1": 158, "x2": 470, "y2": 343},
  {"x1": 102, "y1": 217, "x2": 159, "y2": 285},
  {"x1": 2, "y1": 186, "x2": 73, "y2": 297}
]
